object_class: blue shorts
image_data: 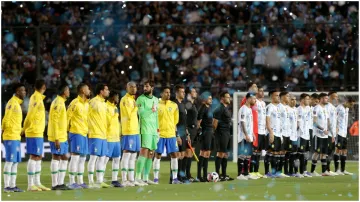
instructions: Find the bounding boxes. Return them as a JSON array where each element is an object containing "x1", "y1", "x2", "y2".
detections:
[
  {"x1": 88, "y1": 138, "x2": 107, "y2": 156},
  {"x1": 155, "y1": 137, "x2": 179, "y2": 154},
  {"x1": 238, "y1": 140, "x2": 253, "y2": 156},
  {"x1": 26, "y1": 138, "x2": 44, "y2": 156},
  {"x1": 107, "y1": 142, "x2": 121, "y2": 158},
  {"x1": 49, "y1": 141, "x2": 69, "y2": 155},
  {"x1": 69, "y1": 133, "x2": 88, "y2": 155},
  {"x1": 3, "y1": 140, "x2": 21, "y2": 163},
  {"x1": 121, "y1": 135, "x2": 140, "y2": 152}
]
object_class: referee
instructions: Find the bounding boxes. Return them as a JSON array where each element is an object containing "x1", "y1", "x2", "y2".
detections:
[{"x1": 213, "y1": 92, "x2": 234, "y2": 181}]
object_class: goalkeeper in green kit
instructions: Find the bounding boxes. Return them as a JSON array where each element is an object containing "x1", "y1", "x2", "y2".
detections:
[{"x1": 135, "y1": 80, "x2": 159, "y2": 185}]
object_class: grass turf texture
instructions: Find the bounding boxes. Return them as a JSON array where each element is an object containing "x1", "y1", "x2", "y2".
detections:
[{"x1": 2, "y1": 161, "x2": 358, "y2": 201}]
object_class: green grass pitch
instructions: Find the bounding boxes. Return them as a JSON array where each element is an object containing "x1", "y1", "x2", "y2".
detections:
[{"x1": 2, "y1": 161, "x2": 359, "y2": 201}]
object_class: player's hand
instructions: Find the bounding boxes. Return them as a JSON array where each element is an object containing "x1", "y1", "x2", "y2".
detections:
[
  {"x1": 253, "y1": 135, "x2": 256, "y2": 143},
  {"x1": 187, "y1": 136, "x2": 191, "y2": 146},
  {"x1": 245, "y1": 135, "x2": 250, "y2": 142},
  {"x1": 324, "y1": 130, "x2": 329, "y2": 135},
  {"x1": 332, "y1": 137, "x2": 335, "y2": 143},
  {"x1": 177, "y1": 137, "x2": 182, "y2": 146},
  {"x1": 269, "y1": 133, "x2": 274, "y2": 143},
  {"x1": 20, "y1": 130, "x2": 25, "y2": 136},
  {"x1": 55, "y1": 140, "x2": 60, "y2": 150}
]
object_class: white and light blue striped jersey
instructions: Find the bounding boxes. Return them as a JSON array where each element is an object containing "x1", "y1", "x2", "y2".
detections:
[
  {"x1": 238, "y1": 105, "x2": 253, "y2": 143},
  {"x1": 278, "y1": 103, "x2": 290, "y2": 137},
  {"x1": 336, "y1": 104, "x2": 349, "y2": 138},
  {"x1": 297, "y1": 106, "x2": 310, "y2": 140},
  {"x1": 325, "y1": 103, "x2": 337, "y2": 137},
  {"x1": 266, "y1": 103, "x2": 281, "y2": 137},
  {"x1": 313, "y1": 104, "x2": 328, "y2": 139},
  {"x1": 256, "y1": 99, "x2": 267, "y2": 135},
  {"x1": 289, "y1": 106, "x2": 298, "y2": 141}
]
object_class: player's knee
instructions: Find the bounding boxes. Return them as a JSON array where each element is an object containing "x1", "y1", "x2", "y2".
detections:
[
  {"x1": 342, "y1": 149, "x2": 347, "y2": 156},
  {"x1": 312, "y1": 153, "x2": 319, "y2": 160}
]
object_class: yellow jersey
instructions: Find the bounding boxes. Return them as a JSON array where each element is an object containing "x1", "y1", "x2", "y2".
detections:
[
  {"x1": 88, "y1": 95, "x2": 107, "y2": 139},
  {"x1": 158, "y1": 100, "x2": 179, "y2": 138},
  {"x1": 47, "y1": 96, "x2": 67, "y2": 142},
  {"x1": 119, "y1": 93, "x2": 139, "y2": 135},
  {"x1": 67, "y1": 95, "x2": 89, "y2": 137},
  {"x1": 106, "y1": 101, "x2": 120, "y2": 142},
  {"x1": 2, "y1": 96, "x2": 23, "y2": 140},
  {"x1": 24, "y1": 91, "x2": 46, "y2": 138}
]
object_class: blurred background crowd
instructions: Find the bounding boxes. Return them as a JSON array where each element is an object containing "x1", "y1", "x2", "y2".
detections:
[{"x1": 1, "y1": 1, "x2": 359, "y2": 112}]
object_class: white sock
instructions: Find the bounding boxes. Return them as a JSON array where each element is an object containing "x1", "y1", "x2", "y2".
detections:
[
  {"x1": 128, "y1": 153, "x2": 137, "y2": 182},
  {"x1": 58, "y1": 160, "x2": 68, "y2": 185},
  {"x1": 171, "y1": 158, "x2": 178, "y2": 180},
  {"x1": 121, "y1": 153, "x2": 131, "y2": 182},
  {"x1": 10, "y1": 163, "x2": 18, "y2": 188},
  {"x1": 50, "y1": 159, "x2": 60, "y2": 187},
  {"x1": 153, "y1": 158, "x2": 161, "y2": 179},
  {"x1": 104, "y1": 157, "x2": 110, "y2": 179},
  {"x1": 34, "y1": 160, "x2": 42, "y2": 186},
  {"x1": 96, "y1": 156, "x2": 106, "y2": 183},
  {"x1": 112, "y1": 157, "x2": 120, "y2": 181},
  {"x1": 27, "y1": 159, "x2": 36, "y2": 187},
  {"x1": 3, "y1": 162, "x2": 13, "y2": 188},
  {"x1": 77, "y1": 156, "x2": 86, "y2": 184},
  {"x1": 88, "y1": 155, "x2": 97, "y2": 184},
  {"x1": 68, "y1": 155, "x2": 79, "y2": 185}
]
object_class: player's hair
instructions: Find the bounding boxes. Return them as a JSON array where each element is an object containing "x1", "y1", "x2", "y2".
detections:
[
  {"x1": 247, "y1": 82, "x2": 256, "y2": 90},
  {"x1": 310, "y1": 93, "x2": 319, "y2": 99},
  {"x1": 109, "y1": 90, "x2": 119, "y2": 98},
  {"x1": 175, "y1": 84, "x2": 185, "y2": 93},
  {"x1": 279, "y1": 91, "x2": 289, "y2": 98},
  {"x1": 318, "y1": 93, "x2": 328, "y2": 99},
  {"x1": 328, "y1": 91, "x2": 337, "y2": 96},
  {"x1": 95, "y1": 83, "x2": 108, "y2": 95},
  {"x1": 58, "y1": 84, "x2": 68, "y2": 96},
  {"x1": 257, "y1": 85, "x2": 263, "y2": 90},
  {"x1": 300, "y1": 93, "x2": 310, "y2": 101},
  {"x1": 77, "y1": 83, "x2": 88, "y2": 93},
  {"x1": 12, "y1": 83, "x2": 25, "y2": 94},
  {"x1": 35, "y1": 79, "x2": 45, "y2": 91},
  {"x1": 268, "y1": 90, "x2": 278, "y2": 97},
  {"x1": 246, "y1": 92, "x2": 256, "y2": 99},
  {"x1": 144, "y1": 79, "x2": 154, "y2": 87},
  {"x1": 346, "y1": 96, "x2": 355, "y2": 103},
  {"x1": 162, "y1": 86, "x2": 171, "y2": 92},
  {"x1": 219, "y1": 91, "x2": 229, "y2": 99}
]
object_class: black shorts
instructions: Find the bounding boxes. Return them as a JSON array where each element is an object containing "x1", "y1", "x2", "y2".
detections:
[
  {"x1": 291, "y1": 142, "x2": 298, "y2": 153},
  {"x1": 178, "y1": 135, "x2": 189, "y2": 152},
  {"x1": 336, "y1": 135, "x2": 347, "y2": 150},
  {"x1": 201, "y1": 129, "x2": 213, "y2": 151},
  {"x1": 309, "y1": 129, "x2": 314, "y2": 150},
  {"x1": 283, "y1": 136, "x2": 291, "y2": 152},
  {"x1": 269, "y1": 136, "x2": 283, "y2": 152},
  {"x1": 327, "y1": 136, "x2": 335, "y2": 155},
  {"x1": 298, "y1": 138, "x2": 310, "y2": 152},
  {"x1": 314, "y1": 136, "x2": 328, "y2": 154},
  {"x1": 257, "y1": 134, "x2": 268, "y2": 151},
  {"x1": 187, "y1": 126, "x2": 198, "y2": 144},
  {"x1": 215, "y1": 130, "x2": 232, "y2": 152}
]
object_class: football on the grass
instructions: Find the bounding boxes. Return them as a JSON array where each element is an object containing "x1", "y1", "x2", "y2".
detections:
[{"x1": 207, "y1": 172, "x2": 220, "y2": 182}]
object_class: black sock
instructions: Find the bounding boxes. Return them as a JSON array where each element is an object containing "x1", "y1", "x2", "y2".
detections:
[
  {"x1": 284, "y1": 153, "x2": 290, "y2": 174},
  {"x1": 203, "y1": 158, "x2": 209, "y2": 179},
  {"x1": 177, "y1": 159, "x2": 183, "y2": 179},
  {"x1": 237, "y1": 158, "x2": 244, "y2": 176},
  {"x1": 221, "y1": 158, "x2": 228, "y2": 177},
  {"x1": 321, "y1": 159, "x2": 327, "y2": 173},
  {"x1": 304, "y1": 159, "x2": 308, "y2": 171},
  {"x1": 299, "y1": 153, "x2": 305, "y2": 174},
  {"x1": 186, "y1": 157, "x2": 192, "y2": 178},
  {"x1": 334, "y1": 154, "x2": 340, "y2": 171},
  {"x1": 255, "y1": 153, "x2": 261, "y2": 172},
  {"x1": 289, "y1": 153, "x2": 295, "y2": 174},
  {"x1": 270, "y1": 155, "x2": 277, "y2": 174},
  {"x1": 311, "y1": 160, "x2": 317, "y2": 173},
  {"x1": 250, "y1": 154, "x2": 256, "y2": 173},
  {"x1": 264, "y1": 154, "x2": 270, "y2": 174},
  {"x1": 182, "y1": 157, "x2": 188, "y2": 178},
  {"x1": 278, "y1": 155, "x2": 283, "y2": 173},
  {"x1": 326, "y1": 157, "x2": 331, "y2": 172},
  {"x1": 294, "y1": 153, "x2": 299, "y2": 173},
  {"x1": 340, "y1": 155, "x2": 346, "y2": 172},
  {"x1": 197, "y1": 156, "x2": 204, "y2": 179},
  {"x1": 243, "y1": 158, "x2": 249, "y2": 175},
  {"x1": 215, "y1": 156, "x2": 222, "y2": 175}
]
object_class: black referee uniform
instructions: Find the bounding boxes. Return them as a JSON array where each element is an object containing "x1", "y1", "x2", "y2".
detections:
[
  {"x1": 185, "y1": 99, "x2": 198, "y2": 180},
  {"x1": 174, "y1": 98, "x2": 188, "y2": 181}
]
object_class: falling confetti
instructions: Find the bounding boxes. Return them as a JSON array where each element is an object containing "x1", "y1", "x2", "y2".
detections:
[{"x1": 213, "y1": 183, "x2": 224, "y2": 192}]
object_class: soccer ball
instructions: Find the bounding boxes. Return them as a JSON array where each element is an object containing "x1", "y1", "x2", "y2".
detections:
[{"x1": 207, "y1": 172, "x2": 220, "y2": 182}]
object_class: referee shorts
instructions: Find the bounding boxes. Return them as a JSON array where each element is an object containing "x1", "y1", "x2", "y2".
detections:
[
  {"x1": 200, "y1": 129, "x2": 213, "y2": 151},
  {"x1": 215, "y1": 131, "x2": 232, "y2": 153}
]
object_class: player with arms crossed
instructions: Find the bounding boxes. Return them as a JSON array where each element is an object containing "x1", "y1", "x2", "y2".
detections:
[
  {"x1": 2, "y1": 83, "x2": 26, "y2": 192},
  {"x1": 120, "y1": 82, "x2": 140, "y2": 187},
  {"x1": 67, "y1": 83, "x2": 91, "y2": 189},
  {"x1": 48, "y1": 85, "x2": 72, "y2": 190},
  {"x1": 334, "y1": 96, "x2": 355, "y2": 175},
  {"x1": 297, "y1": 93, "x2": 312, "y2": 177},
  {"x1": 135, "y1": 80, "x2": 159, "y2": 185},
  {"x1": 24, "y1": 79, "x2": 50, "y2": 191},
  {"x1": 197, "y1": 93, "x2": 214, "y2": 182},
  {"x1": 153, "y1": 87, "x2": 181, "y2": 184},
  {"x1": 103, "y1": 91, "x2": 123, "y2": 187},
  {"x1": 237, "y1": 93, "x2": 258, "y2": 180},
  {"x1": 311, "y1": 93, "x2": 332, "y2": 176},
  {"x1": 265, "y1": 90, "x2": 281, "y2": 178},
  {"x1": 213, "y1": 92, "x2": 234, "y2": 181}
]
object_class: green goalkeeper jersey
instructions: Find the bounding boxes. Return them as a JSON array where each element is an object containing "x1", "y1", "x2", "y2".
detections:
[{"x1": 136, "y1": 94, "x2": 159, "y2": 136}]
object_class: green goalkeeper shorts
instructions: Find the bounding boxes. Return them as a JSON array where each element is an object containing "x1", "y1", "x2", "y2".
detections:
[{"x1": 141, "y1": 134, "x2": 159, "y2": 151}]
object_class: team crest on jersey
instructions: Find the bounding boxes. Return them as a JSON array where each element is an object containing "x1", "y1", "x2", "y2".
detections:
[
  {"x1": 338, "y1": 143, "x2": 341, "y2": 147},
  {"x1": 241, "y1": 114, "x2": 244, "y2": 119},
  {"x1": 169, "y1": 107, "x2": 172, "y2": 111},
  {"x1": 317, "y1": 148, "x2": 320, "y2": 152},
  {"x1": 289, "y1": 144, "x2": 292, "y2": 148},
  {"x1": 300, "y1": 145, "x2": 303, "y2": 149},
  {"x1": 54, "y1": 106, "x2": 57, "y2": 110},
  {"x1": 33, "y1": 102, "x2": 37, "y2": 107},
  {"x1": 94, "y1": 147, "x2": 98, "y2": 152},
  {"x1": 7, "y1": 105, "x2": 11, "y2": 109},
  {"x1": 77, "y1": 146, "x2": 80, "y2": 151}
]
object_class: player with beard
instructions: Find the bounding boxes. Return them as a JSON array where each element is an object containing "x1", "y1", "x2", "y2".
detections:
[
  {"x1": 324, "y1": 92, "x2": 338, "y2": 176},
  {"x1": 288, "y1": 95, "x2": 302, "y2": 177}
]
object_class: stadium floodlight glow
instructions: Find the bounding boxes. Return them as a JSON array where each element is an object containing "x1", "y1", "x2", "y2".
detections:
[
  {"x1": 80, "y1": 7, "x2": 84, "y2": 10},
  {"x1": 290, "y1": 12, "x2": 293, "y2": 16},
  {"x1": 284, "y1": 7, "x2": 287, "y2": 11},
  {"x1": 314, "y1": 62, "x2": 317, "y2": 66},
  {"x1": 129, "y1": 66, "x2": 132, "y2": 69},
  {"x1": 328, "y1": 55, "x2": 331, "y2": 59},
  {"x1": 125, "y1": 45, "x2": 129, "y2": 48},
  {"x1": 180, "y1": 71, "x2": 184, "y2": 75},
  {"x1": 20, "y1": 4, "x2": 23, "y2": 7},
  {"x1": 121, "y1": 70, "x2": 124, "y2": 74}
]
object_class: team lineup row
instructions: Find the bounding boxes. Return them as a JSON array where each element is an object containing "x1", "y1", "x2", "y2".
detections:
[
  {"x1": 2, "y1": 79, "x2": 236, "y2": 193},
  {"x1": 235, "y1": 83, "x2": 355, "y2": 181}
]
